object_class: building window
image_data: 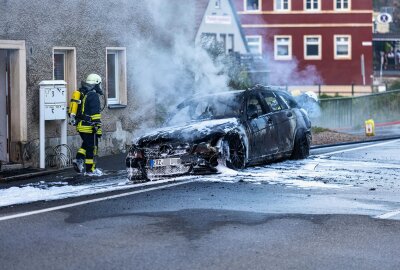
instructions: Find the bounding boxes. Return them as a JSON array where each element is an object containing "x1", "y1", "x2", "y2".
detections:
[
  {"x1": 107, "y1": 52, "x2": 119, "y2": 103},
  {"x1": 245, "y1": 0, "x2": 260, "y2": 12},
  {"x1": 227, "y1": 34, "x2": 235, "y2": 52},
  {"x1": 53, "y1": 48, "x2": 77, "y2": 100},
  {"x1": 200, "y1": 33, "x2": 217, "y2": 49},
  {"x1": 305, "y1": 0, "x2": 320, "y2": 11},
  {"x1": 274, "y1": 0, "x2": 290, "y2": 11},
  {"x1": 304, "y1": 36, "x2": 321, "y2": 60},
  {"x1": 381, "y1": 6, "x2": 395, "y2": 14},
  {"x1": 106, "y1": 48, "x2": 127, "y2": 106},
  {"x1": 246, "y1": 36, "x2": 262, "y2": 56},
  {"x1": 334, "y1": 35, "x2": 351, "y2": 59},
  {"x1": 53, "y1": 52, "x2": 65, "y2": 80},
  {"x1": 335, "y1": 0, "x2": 350, "y2": 10},
  {"x1": 215, "y1": 0, "x2": 221, "y2": 9},
  {"x1": 220, "y1": 34, "x2": 227, "y2": 53},
  {"x1": 274, "y1": 36, "x2": 292, "y2": 60}
]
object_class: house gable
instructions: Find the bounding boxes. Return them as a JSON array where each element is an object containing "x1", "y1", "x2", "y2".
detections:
[{"x1": 195, "y1": 0, "x2": 249, "y2": 54}]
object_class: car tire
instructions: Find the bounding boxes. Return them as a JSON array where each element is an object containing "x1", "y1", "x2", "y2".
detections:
[
  {"x1": 221, "y1": 133, "x2": 246, "y2": 170},
  {"x1": 291, "y1": 130, "x2": 311, "y2": 160}
]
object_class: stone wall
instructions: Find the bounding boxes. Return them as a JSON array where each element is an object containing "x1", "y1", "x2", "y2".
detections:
[{"x1": 0, "y1": 0, "x2": 196, "y2": 165}]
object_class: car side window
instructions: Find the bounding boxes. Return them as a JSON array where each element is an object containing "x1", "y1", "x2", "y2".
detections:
[
  {"x1": 261, "y1": 92, "x2": 282, "y2": 112},
  {"x1": 247, "y1": 95, "x2": 264, "y2": 118}
]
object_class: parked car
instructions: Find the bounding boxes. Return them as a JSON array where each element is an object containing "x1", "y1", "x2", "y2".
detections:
[{"x1": 126, "y1": 85, "x2": 312, "y2": 182}]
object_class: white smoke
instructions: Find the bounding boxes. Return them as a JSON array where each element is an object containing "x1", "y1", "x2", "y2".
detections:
[
  {"x1": 260, "y1": 53, "x2": 324, "y2": 86},
  {"x1": 116, "y1": 0, "x2": 230, "y2": 137},
  {"x1": 256, "y1": 49, "x2": 323, "y2": 119},
  {"x1": 109, "y1": 0, "x2": 324, "y2": 133}
]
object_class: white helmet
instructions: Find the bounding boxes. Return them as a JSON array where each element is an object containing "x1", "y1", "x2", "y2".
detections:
[
  {"x1": 86, "y1": 73, "x2": 102, "y2": 85},
  {"x1": 304, "y1": 91, "x2": 318, "y2": 103}
]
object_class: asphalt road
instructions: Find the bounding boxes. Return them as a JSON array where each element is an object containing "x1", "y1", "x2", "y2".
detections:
[{"x1": 1, "y1": 139, "x2": 400, "y2": 270}]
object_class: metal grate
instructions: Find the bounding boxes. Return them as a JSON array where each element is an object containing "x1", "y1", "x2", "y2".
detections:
[{"x1": 146, "y1": 164, "x2": 190, "y2": 179}]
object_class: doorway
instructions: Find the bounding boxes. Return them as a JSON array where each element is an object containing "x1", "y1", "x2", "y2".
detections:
[
  {"x1": 0, "y1": 40, "x2": 27, "y2": 163},
  {"x1": 0, "y1": 50, "x2": 10, "y2": 162}
]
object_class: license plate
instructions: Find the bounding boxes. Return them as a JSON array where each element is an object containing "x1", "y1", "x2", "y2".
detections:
[{"x1": 149, "y1": 158, "x2": 181, "y2": 169}]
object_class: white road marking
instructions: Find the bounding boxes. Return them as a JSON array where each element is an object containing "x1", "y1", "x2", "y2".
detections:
[
  {"x1": 320, "y1": 139, "x2": 400, "y2": 156},
  {"x1": 0, "y1": 179, "x2": 195, "y2": 222},
  {"x1": 376, "y1": 209, "x2": 400, "y2": 220}
]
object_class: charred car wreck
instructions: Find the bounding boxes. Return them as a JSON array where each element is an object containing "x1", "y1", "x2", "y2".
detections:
[{"x1": 126, "y1": 86, "x2": 312, "y2": 182}]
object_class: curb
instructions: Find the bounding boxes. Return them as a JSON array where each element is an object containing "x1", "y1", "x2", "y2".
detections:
[
  {"x1": 310, "y1": 135, "x2": 400, "y2": 149},
  {"x1": 0, "y1": 167, "x2": 71, "y2": 183}
]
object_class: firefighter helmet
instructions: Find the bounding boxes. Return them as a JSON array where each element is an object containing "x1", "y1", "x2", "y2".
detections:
[{"x1": 86, "y1": 74, "x2": 102, "y2": 85}]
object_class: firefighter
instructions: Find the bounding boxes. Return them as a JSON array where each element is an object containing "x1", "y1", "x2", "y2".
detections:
[{"x1": 69, "y1": 74, "x2": 103, "y2": 176}]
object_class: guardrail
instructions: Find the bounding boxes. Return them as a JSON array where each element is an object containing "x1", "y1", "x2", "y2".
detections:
[
  {"x1": 312, "y1": 89, "x2": 400, "y2": 129},
  {"x1": 286, "y1": 85, "x2": 375, "y2": 97}
]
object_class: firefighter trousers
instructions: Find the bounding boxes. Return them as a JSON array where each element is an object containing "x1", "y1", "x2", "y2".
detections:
[{"x1": 76, "y1": 132, "x2": 99, "y2": 172}]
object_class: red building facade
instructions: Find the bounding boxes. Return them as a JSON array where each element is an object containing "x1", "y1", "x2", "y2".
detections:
[{"x1": 233, "y1": 0, "x2": 373, "y2": 85}]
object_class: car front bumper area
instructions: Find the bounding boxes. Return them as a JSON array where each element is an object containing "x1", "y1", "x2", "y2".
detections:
[{"x1": 126, "y1": 143, "x2": 219, "y2": 181}]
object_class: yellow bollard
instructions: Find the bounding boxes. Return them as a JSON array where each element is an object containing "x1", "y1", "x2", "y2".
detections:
[{"x1": 365, "y1": 119, "x2": 375, "y2": 136}]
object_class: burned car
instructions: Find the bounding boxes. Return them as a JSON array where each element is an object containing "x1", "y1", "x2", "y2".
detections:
[{"x1": 126, "y1": 85, "x2": 312, "y2": 181}]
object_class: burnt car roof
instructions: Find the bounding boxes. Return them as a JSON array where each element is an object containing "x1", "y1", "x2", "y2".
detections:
[
  {"x1": 179, "y1": 90, "x2": 245, "y2": 107},
  {"x1": 248, "y1": 84, "x2": 287, "y2": 92},
  {"x1": 178, "y1": 87, "x2": 288, "y2": 105}
]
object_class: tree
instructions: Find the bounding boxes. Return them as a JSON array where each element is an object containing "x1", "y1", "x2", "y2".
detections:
[{"x1": 200, "y1": 37, "x2": 252, "y2": 90}]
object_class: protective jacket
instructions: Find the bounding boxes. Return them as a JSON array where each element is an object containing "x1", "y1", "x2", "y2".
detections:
[{"x1": 76, "y1": 82, "x2": 102, "y2": 136}]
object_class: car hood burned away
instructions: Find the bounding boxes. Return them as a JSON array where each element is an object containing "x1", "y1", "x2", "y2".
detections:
[
  {"x1": 126, "y1": 86, "x2": 312, "y2": 183},
  {"x1": 136, "y1": 118, "x2": 240, "y2": 147}
]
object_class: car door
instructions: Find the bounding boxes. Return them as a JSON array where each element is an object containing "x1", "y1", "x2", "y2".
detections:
[
  {"x1": 244, "y1": 92, "x2": 277, "y2": 160},
  {"x1": 277, "y1": 91, "x2": 299, "y2": 144},
  {"x1": 260, "y1": 91, "x2": 296, "y2": 153}
]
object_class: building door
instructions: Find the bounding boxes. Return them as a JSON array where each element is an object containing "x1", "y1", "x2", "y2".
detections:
[{"x1": 0, "y1": 50, "x2": 10, "y2": 162}]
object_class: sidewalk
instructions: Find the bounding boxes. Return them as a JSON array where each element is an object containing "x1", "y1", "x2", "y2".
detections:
[{"x1": 0, "y1": 153, "x2": 127, "y2": 184}]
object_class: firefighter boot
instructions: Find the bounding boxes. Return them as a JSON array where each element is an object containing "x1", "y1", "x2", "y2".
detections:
[
  {"x1": 85, "y1": 168, "x2": 103, "y2": 177},
  {"x1": 72, "y1": 159, "x2": 85, "y2": 173}
]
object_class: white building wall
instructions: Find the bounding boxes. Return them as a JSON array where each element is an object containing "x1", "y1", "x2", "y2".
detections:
[{"x1": 196, "y1": 0, "x2": 248, "y2": 54}]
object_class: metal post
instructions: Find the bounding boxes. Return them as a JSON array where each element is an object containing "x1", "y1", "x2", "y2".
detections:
[
  {"x1": 39, "y1": 89, "x2": 45, "y2": 169},
  {"x1": 361, "y1": 54, "x2": 366, "y2": 85},
  {"x1": 60, "y1": 119, "x2": 67, "y2": 157},
  {"x1": 380, "y1": 51, "x2": 383, "y2": 83}
]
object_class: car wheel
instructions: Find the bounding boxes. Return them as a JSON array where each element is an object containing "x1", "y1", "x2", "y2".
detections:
[
  {"x1": 291, "y1": 130, "x2": 311, "y2": 159},
  {"x1": 221, "y1": 134, "x2": 246, "y2": 170}
]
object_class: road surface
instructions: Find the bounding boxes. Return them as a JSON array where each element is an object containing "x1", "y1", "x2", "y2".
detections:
[{"x1": 0, "y1": 139, "x2": 400, "y2": 269}]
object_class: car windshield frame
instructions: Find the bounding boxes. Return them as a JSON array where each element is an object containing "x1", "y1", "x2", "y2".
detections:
[{"x1": 166, "y1": 92, "x2": 244, "y2": 126}]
